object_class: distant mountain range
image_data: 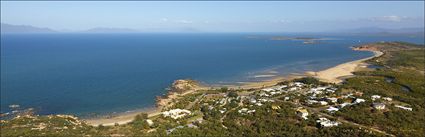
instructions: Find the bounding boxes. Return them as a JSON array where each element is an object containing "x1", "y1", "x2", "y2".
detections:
[
  {"x1": 82, "y1": 27, "x2": 139, "y2": 33},
  {"x1": 1, "y1": 23, "x2": 423, "y2": 34},
  {"x1": 1, "y1": 23, "x2": 56, "y2": 33},
  {"x1": 338, "y1": 27, "x2": 424, "y2": 34}
]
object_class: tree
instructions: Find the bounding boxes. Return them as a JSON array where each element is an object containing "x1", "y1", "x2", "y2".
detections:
[
  {"x1": 228, "y1": 91, "x2": 238, "y2": 98},
  {"x1": 131, "y1": 113, "x2": 149, "y2": 130},
  {"x1": 220, "y1": 87, "x2": 228, "y2": 93}
]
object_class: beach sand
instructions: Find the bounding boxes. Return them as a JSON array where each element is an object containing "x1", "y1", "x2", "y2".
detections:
[
  {"x1": 309, "y1": 51, "x2": 383, "y2": 83},
  {"x1": 84, "y1": 49, "x2": 383, "y2": 126},
  {"x1": 84, "y1": 107, "x2": 161, "y2": 126}
]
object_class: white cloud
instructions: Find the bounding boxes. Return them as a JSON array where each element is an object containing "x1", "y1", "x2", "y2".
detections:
[
  {"x1": 279, "y1": 19, "x2": 292, "y2": 23},
  {"x1": 161, "y1": 18, "x2": 169, "y2": 22},
  {"x1": 175, "y1": 20, "x2": 193, "y2": 24},
  {"x1": 369, "y1": 15, "x2": 407, "y2": 22}
]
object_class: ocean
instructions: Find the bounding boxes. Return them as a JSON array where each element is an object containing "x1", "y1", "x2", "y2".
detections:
[{"x1": 1, "y1": 33, "x2": 423, "y2": 116}]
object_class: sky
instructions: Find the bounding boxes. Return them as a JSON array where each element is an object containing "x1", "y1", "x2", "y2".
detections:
[{"x1": 1, "y1": 1, "x2": 424, "y2": 32}]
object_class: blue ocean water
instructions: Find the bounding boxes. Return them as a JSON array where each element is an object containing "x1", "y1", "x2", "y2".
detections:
[{"x1": 1, "y1": 33, "x2": 423, "y2": 116}]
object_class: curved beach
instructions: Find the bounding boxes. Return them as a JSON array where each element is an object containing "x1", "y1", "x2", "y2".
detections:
[{"x1": 310, "y1": 51, "x2": 383, "y2": 83}]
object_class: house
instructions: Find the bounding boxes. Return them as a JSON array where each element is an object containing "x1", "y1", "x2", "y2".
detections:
[
  {"x1": 340, "y1": 103, "x2": 351, "y2": 108},
  {"x1": 383, "y1": 97, "x2": 392, "y2": 101},
  {"x1": 327, "y1": 97, "x2": 338, "y2": 103},
  {"x1": 319, "y1": 101, "x2": 328, "y2": 105},
  {"x1": 316, "y1": 118, "x2": 340, "y2": 127},
  {"x1": 353, "y1": 98, "x2": 366, "y2": 104},
  {"x1": 261, "y1": 88, "x2": 274, "y2": 92},
  {"x1": 272, "y1": 105, "x2": 281, "y2": 110},
  {"x1": 371, "y1": 95, "x2": 381, "y2": 101},
  {"x1": 296, "y1": 107, "x2": 309, "y2": 120},
  {"x1": 307, "y1": 100, "x2": 319, "y2": 105},
  {"x1": 326, "y1": 89, "x2": 336, "y2": 93},
  {"x1": 146, "y1": 119, "x2": 154, "y2": 126},
  {"x1": 293, "y1": 82, "x2": 304, "y2": 87},
  {"x1": 373, "y1": 103, "x2": 386, "y2": 110},
  {"x1": 255, "y1": 102, "x2": 263, "y2": 106},
  {"x1": 326, "y1": 106, "x2": 339, "y2": 113},
  {"x1": 250, "y1": 98, "x2": 257, "y2": 103},
  {"x1": 395, "y1": 105, "x2": 413, "y2": 111},
  {"x1": 162, "y1": 109, "x2": 191, "y2": 119},
  {"x1": 238, "y1": 108, "x2": 255, "y2": 114},
  {"x1": 219, "y1": 108, "x2": 227, "y2": 114},
  {"x1": 289, "y1": 87, "x2": 298, "y2": 91}
]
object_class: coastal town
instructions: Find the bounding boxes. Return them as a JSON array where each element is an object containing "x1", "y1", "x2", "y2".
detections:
[{"x1": 1, "y1": 42, "x2": 424, "y2": 137}]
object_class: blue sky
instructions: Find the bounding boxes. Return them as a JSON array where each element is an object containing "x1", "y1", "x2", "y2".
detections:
[{"x1": 1, "y1": 1, "x2": 424, "y2": 32}]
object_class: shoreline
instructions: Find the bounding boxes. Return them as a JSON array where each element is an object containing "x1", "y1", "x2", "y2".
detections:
[
  {"x1": 308, "y1": 50, "x2": 383, "y2": 83},
  {"x1": 83, "y1": 48, "x2": 383, "y2": 126}
]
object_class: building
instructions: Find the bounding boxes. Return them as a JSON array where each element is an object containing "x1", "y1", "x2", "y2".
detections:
[
  {"x1": 327, "y1": 97, "x2": 338, "y2": 103},
  {"x1": 395, "y1": 105, "x2": 413, "y2": 111},
  {"x1": 371, "y1": 95, "x2": 381, "y2": 101},
  {"x1": 316, "y1": 118, "x2": 340, "y2": 127},
  {"x1": 383, "y1": 97, "x2": 392, "y2": 101},
  {"x1": 162, "y1": 109, "x2": 191, "y2": 119},
  {"x1": 326, "y1": 106, "x2": 339, "y2": 113},
  {"x1": 296, "y1": 107, "x2": 309, "y2": 120},
  {"x1": 340, "y1": 103, "x2": 351, "y2": 108},
  {"x1": 272, "y1": 105, "x2": 281, "y2": 110},
  {"x1": 319, "y1": 101, "x2": 328, "y2": 105},
  {"x1": 353, "y1": 98, "x2": 366, "y2": 104},
  {"x1": 146, "y1": 119, "x2": 154, "y2": 126},
  {"x1": 373, "y1": 103, "x2": 386, "y2": 110}
]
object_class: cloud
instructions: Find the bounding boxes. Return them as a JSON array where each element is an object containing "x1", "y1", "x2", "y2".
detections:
[
  {"x1": 369, "y1": 15, "x2": 407, "y2": 22},
  {"x1": 161, "y1": 18, "x2": 169, "y2": 22},
  {"x1": 175, "y1": 20, "x2": 193, "y2": 24},
  {"x1": 279, "y1": 19, "x2": 292, "y2": 23}
]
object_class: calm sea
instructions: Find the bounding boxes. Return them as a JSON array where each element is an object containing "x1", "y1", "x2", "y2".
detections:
[{"x1": 1, "y1": 33, "x2": 423, "y2": 116}]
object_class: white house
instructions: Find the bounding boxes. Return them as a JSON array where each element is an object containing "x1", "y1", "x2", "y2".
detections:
[
  {"x1": 383, "y1": 97, "x2": 392, "y2": 101},
  {"x1": 371, "y1": 95, "x2": 381, "y2": 101},
  {"x1": 340, "y1": 103, "x2": 351, "y2": 108},
  {"x1": 293, "y1": 82, "x2": 304, "y2": 87},
  {"x1": 146, "y1": 119, "x2": 154, "y2": 126},
  {"x1": 326, "y1": 106, "x2": 339, "y2": 113},
  {"x1": 319, "y1": 101, "x2": 329, "y2": 105},
  {"x1": 162, "y1": 109, "x2": 191, "y2": 119},
  {"x1": 238, "y1": 108, "x2": 255, "y2": 114},
  {"x1": 316, "y1": 118, "x2": 340, "y2": 127},
  {"x1": 261, "y1": 88, "x2": 274, "y2": 92},
  {"x1": 307, "y1": 100, "x2": 319, "y2": 105},
  {"x1": 327, "y1": 97, "x2": 338, "y2": 103},
  {"x1": 373, "y1": 103, "x2": 386, "y2": 110},
  {"x1": 296, "y1": 107, "x2": 309, "y2": 120},
  {"x1": 353, "y1": 98, "x2": 366, "y2": 104},
  {"x1": 395, "y1": 105, "x2": 413, "y2": 111}
]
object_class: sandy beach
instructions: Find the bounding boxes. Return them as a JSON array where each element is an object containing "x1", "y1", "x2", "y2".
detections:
[
  {"x1": 84, "y1": 107, "x2": 161, "y2": 126},
  {"x1": 310, "y1": 50, "x2": 383, "y2": 83},
  {"x1": 84, "y1": 49, "x2": 383, "y2": 126}
]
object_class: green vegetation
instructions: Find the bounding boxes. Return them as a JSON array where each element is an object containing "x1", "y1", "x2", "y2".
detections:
[{"x1": 338, "y1": 42, "x2": 425, "y2": 136}]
